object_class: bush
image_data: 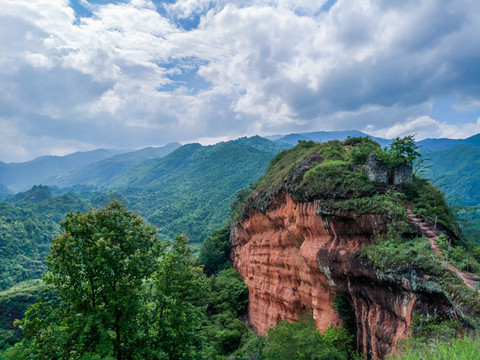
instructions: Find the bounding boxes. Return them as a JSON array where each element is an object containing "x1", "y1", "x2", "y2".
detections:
[
  {"x1": 264, "y1": 318, "x2": 357, "y2": 360},
  {"x1": 359, "y1": 221, "x2": 444, "y2": 275},
  {"x1": 298, "y1": 160, "x2": 373, "y2": 199}
]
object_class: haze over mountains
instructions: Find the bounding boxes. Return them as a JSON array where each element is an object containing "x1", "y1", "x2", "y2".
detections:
[{"x1": 1, "y1": 130, "x2": 480, "y2": 194}]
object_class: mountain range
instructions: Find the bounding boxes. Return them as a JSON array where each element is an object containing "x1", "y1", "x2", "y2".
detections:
[{"x1": 2, "y1": 130, "x2": 480, "y2": 194}]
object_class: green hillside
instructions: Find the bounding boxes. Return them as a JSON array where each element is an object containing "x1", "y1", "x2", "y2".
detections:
[
  {"x1": 0, "y1": 137, "x2": 284, "y2": 294},
  {"x1": 0, "y1": 185, "x2": 12, "y2": 200},
  {"x1": 0, "y1": 189, "x2": 90, "y2": 291},
  {"x1": 51, "y1": 142, "x2": 181, "y2": 188},
  {"x1": 423, "y1": 144, "x2": 480, "y2": 206},
  {"x1": 0, "y1": 149, "x2": 129, "y2": 192},
  {"x1": 113, "y1": 136, "x2": 287, "y2": 243}
]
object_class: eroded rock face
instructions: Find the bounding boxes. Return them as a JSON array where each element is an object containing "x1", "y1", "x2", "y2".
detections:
[{"x1": 231, "y1": 192, "x2": 457, "y2": 360}]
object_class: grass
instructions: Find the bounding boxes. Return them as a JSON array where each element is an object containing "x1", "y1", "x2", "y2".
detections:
[
  {"x1": 403, "y1": 176, "x2": 461, "y2": 240},
  {"x1": 297, "y1": 160, "x2": 374, "y2": 200},
  {"x1": 359, "y1": 232, "x2": 444, "y2": 276},
  {"x1": 390, "y1": 334, "x2": 480, "y2": 360},
  {"x1": 318, "y1": 192, "x2": 408, "y2": 219},
  {"x1": 253, "y1": 140, "x2": 325, "y2": 194},
  {"x1": 436, "y1": 234, "x2": 480, "y2": 275}
]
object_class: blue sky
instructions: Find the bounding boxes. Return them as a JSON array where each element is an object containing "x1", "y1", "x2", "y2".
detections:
[{"x1": 1, "y1": 0, "x2": 480, "y2": 162}]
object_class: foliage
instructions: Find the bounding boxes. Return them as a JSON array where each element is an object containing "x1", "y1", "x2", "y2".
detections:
[
  {"x1": 229, "y1": 189, "x2": 253, "y2": 223},
  {"x1": 318, "y1": 192, "x2": 407, "y2": 220},
  {"x1": 116, "y1": 138, "x2": 283, "y2": 243},
  {"x1": 403, "y1": 176, "x2": 461, "y2": 239},
  {"x1": 298, "y1": 160, "x2": 373, "y2": 200},
  {"x1": 410, "y1": 314, "x2": 460, "y2": 345},
  {"x1": 0, "y1": 279, "x2": 54, "y2": 350},
  {"x1": 437, "y1": 234, "x2": 480, "y2": 274},
  {"x1": 254, "y1": 140, "x2": 322, "y2": 194},
  {"x1": 358, "y1": 221, "x2": 444, "y2": 275},
  {"x1": 422, "y1": 144, "x2": 480, "y2": 206},
  {"x1": 9, "y1": 200, "x2": 162, "y2": 359},
  {"x1": 199, "y1": 267, "x2": 249, "y2": 359},
  {"x1": 232, "y1": 317, "x2": 359, "y2": 360},
  {"x1": 360, "y1": 220, "x2": 480, "y2": 314},
  {"x1": 454, "y1": 205, "x2": 480, "y2": 244},
  {"x1": 390, "y1": 333, "x2": 480, "y2": 360},
  {"x1": 345, "y1": 137, "x2": 381, "y2": 164},
  {"x1": 197, "y1": 228, "x2": 232, "y2": 276},
  {"x1": 148, "y1": 235, "x2": 207, "y2": 360},
  {"x1": 264, "y1": 318, "x2": 358, "y2": 360},
  {"x1": 0, "y1": 190, "x2": 91, "y2": 290},
  {"x1": 386, "y1": 135, "x2": 421, "y2": 166},
  {"x1": 332, "y1": 294, "x2": 357, "y2": 337}
]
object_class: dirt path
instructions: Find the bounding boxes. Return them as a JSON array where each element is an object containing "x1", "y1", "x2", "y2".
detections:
[{"x1": 407, "y1": 208, "x2": 480, "y2": 291}]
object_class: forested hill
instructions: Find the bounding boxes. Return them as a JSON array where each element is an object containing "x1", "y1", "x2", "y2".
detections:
[
  {"x1": 0, "y1": 148, "x2": 130, "y2": 192},
  {"x1": 50, "y1": 142, "x2": 181, "y2": 188},
  {"x1": 422, "y1": 144, "x2": 480, "y2": 206},
  {"x1": 110, "y1": 136, "x2": 288, "y2": 242},
  {"x1": 0, "y1": 136, "x2": 287, "y2": 293}
]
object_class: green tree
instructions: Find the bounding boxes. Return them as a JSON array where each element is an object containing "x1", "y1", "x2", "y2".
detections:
[
  {"x1": 387, "y1": 135, "x2": 421, "y2": 166},
  {"x1": 149, "y1": 234, "x2": 206, "y2": 360},
  {"x1": 264, "y1": 318, "x2": 355, "y2": 360},
  {"x1": 15, "y1": 199, "x2": 162, "y2": 359},
  {"x1": 197, "y1": 228, "x2": 231, "y2": 276}
]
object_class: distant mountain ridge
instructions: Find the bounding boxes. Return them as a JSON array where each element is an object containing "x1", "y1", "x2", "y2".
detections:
[
  {"x1": 273, "y1": 130, "x2": 392, "y2": 148},
  {"x1": 0, "y1": 148, "x2": 131, "y2": 192},
  {"x1": 50, "y1": 142, "x2": 181, "y2": 188},
  {"x1": 417, "y1": 133, "x2": 480, "y2": 152},
  {"x1": 422, "y1": 144, "x2": 480, "y2": 206},
  {"x1": 1, "y1": 131, "x2": 478, "y2": 223}
]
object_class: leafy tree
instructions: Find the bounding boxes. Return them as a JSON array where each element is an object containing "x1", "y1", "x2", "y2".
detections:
[
  {"x1": 387, "y1": 135, "x2": 421, "y2": 166},
  {"x1": 199, "y1": 267, "x2": 249, "y2": 359},
  {"x1": 197, "y1": 228, "x2": 231, "y2": 276},
  {"x1": 149, "y1": 234, "x2": 206, "y2": 360},
  {"x1": 13, "y1": 199, "x2": 162, "y2": 359}
]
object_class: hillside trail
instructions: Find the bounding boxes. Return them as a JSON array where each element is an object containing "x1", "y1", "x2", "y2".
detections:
[{"x1": 406, "y1": 207, "x2": 480, "y2": 292}]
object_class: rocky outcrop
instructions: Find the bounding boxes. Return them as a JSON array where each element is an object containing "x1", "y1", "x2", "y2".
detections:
[{"x1": 231, "y1": 192, "x2": 461, "y2": 360}]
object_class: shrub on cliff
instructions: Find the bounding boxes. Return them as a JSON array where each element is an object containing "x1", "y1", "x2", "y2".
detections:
[{"x1": 299, "y1": 160, "x2": 374, "y2": 199}]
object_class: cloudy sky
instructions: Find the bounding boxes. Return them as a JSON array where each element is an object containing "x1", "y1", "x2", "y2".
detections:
[{"x1": 1, "y1": 0, "x2": 480, "y2": 162}]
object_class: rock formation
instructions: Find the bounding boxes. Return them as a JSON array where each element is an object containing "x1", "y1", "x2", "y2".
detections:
[
  {"x1": 231, "y1": 192, "x2": 464, "y2": 359},
  {"x1": 230, "y1": 141, "x2": 473, "y2": 360}
]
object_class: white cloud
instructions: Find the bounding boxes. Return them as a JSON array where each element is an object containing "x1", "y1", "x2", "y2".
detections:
[
  {"x1": 1, "y1": 0, "x2": 480, "y2": 161},
  {"x1": 24, "y1": 52, "x2": 54, "y2": 69},
  {"x1": 367, "y1": 116, "x2": 480, "y2": 140}
]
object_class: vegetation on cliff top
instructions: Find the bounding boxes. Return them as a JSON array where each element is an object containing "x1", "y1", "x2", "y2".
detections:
[
  {"x1": 235, "y1": 136, "x2": 480, "y2": 331},
  {"x1": 236, "y1": 136, "x2": 459, "y2": 239}
]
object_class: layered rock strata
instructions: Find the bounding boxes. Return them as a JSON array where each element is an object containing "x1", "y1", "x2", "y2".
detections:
[{"x1": 231, "y1": 192, "x2": 459, "y2": 360}]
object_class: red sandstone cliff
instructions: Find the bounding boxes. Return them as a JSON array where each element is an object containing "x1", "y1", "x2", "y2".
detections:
[{"x1": 231, "y1": 191, "x2": 461, "y2": 360}]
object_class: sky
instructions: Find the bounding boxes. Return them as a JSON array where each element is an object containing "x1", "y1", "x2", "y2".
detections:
[{"x1": 1, "y1": 0, "x2": 480, "y2": 162}]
